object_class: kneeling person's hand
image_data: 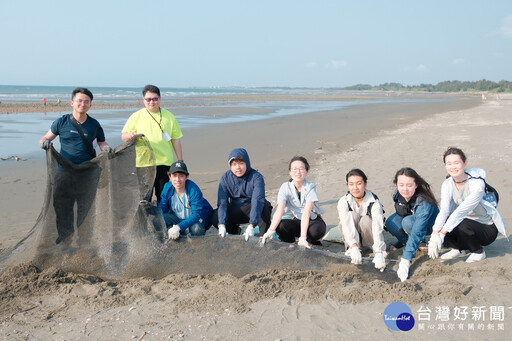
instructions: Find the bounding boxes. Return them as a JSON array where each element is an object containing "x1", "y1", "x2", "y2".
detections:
[{"x1": 168, "y1": 225, "x2": 181, "y2": 240}]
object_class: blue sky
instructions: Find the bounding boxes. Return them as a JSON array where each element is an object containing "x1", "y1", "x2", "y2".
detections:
[{"x1": 1, "y1": 0, "x2": 511, "y2": 88}]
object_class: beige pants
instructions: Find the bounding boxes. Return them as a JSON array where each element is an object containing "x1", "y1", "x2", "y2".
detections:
[{"x1": 339, "y1": 211, "x2": 374, "y2": 250}]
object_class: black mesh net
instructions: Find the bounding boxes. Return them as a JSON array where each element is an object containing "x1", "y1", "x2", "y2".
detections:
[
  {"x1": 0, "y1": 137, "x2": 168, "y2": 278},
  {"x1": 0, "y1": 138, "x2": 360, "y2": 280}
]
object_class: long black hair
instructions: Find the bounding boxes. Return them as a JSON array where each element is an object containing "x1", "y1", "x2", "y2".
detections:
[{"x1": 393, "y1": 167, "x2": 438, "y2": 208}]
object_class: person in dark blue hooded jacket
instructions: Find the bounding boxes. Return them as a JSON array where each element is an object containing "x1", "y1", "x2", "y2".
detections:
[{"x1": 211, "y1": 148, "x2": 273, "y2": 239}]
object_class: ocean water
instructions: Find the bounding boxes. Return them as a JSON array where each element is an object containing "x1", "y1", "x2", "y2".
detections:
[
  {"x1": 0, "y1": 85, "x2": 358, "y2": 103},
  {"x1": 0, "y1": 85, "x2": 449, "y2": 161}
]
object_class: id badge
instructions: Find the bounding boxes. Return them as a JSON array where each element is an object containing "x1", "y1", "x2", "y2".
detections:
[{"x1": 162, "y1": 131, "x2": 171, "y2": 142}]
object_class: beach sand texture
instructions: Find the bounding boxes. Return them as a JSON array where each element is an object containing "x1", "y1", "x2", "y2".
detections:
[{"x1": 0, "y1": 94, "x2": 511, "y2": 340}]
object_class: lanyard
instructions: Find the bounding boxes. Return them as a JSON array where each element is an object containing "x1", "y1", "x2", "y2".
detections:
[
  {"x1": 177, "y1": 193, "x2": 191, "y2": 209},
  {"x1": 146, "y1": 108, "x2": 163, "y2": 132}
]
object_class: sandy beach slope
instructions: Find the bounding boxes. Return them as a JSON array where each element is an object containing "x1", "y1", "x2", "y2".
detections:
[{"x1": 1, "y1": 94, "x2": 511, "y2": 340}]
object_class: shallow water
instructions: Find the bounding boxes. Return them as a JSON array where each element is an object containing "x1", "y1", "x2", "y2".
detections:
[{"x1": 0, "y1": 98, "x2": 446, "y2": 161}]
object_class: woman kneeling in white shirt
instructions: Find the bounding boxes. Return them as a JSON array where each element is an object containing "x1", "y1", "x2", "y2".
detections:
[
  {"x1": 337, "y1": 169, "x2": 386, "y2": 271},
  {"x1": 428, "y1": 147, "x2": 506, "y2": 263}
]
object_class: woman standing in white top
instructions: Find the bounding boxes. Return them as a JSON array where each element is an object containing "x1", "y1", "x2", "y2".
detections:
[
  {"x1": 428, "y1": 147, "x2": 506, "y2": 263},
  {"x1": 261, "y1": 156, "x2": 326, "y2": 248}
]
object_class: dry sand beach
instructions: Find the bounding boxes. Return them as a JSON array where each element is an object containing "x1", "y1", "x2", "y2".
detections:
[{"x1": 0, "y1": 93, "x2": 511, "y2": 340}]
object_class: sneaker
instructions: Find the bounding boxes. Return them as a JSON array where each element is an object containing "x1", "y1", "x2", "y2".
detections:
[
  {"x1": 440, "y1": 249, "x2": 461, "y2": 260},
  {"x1": 466, "y1": 251, "x2": 486, "y2": 263}
]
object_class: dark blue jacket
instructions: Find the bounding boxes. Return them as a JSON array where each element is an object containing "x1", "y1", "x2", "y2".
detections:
[
  {"x1": 217, "y1": 148, "x2": 266, "y2": 226},
  {"x1": 159, "y1": 179, "x2": 213, "y2": 232}
]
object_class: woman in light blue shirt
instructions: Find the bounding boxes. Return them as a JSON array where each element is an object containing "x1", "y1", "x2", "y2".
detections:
[{"x1": 261, "y1": 156, "x2": 326, "y2": 248}]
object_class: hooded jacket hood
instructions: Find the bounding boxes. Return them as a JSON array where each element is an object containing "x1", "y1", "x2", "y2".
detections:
[
  {"x1": 227, "y1": 148, "x2": 252, "y2": 174},
  {"x1": 217, "y1": 148, "x2": 266, "y2": 226}
]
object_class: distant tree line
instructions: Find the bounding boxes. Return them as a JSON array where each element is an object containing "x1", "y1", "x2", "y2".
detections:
[{"x1": 343, "y1": 79, "x2": 512, "y2": 93}]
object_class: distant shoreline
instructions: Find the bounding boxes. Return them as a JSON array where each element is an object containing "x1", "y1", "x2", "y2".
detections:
[{"x1": 0, "y1": 91, "x2": 481, "y2": 114}]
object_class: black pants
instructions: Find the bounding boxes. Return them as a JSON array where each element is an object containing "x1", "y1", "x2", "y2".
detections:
[
  {"x1": 444, "y1": 218, "x2": 498, "y2": 253},
  {"x1": 53, "y1": 167, "x2": 100, "y2": 244},
  {"x1": 211, "y1": 201, "x2": 272, "y2": 236},
  {"x1": 153, "y1": 165, "x2": 170, "y2": 203},
  {"x1": 276, "y1": 216, "x2": 326, "y2": 244}
]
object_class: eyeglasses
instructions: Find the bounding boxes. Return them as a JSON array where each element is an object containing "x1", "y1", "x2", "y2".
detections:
[
  {"x1": 290, "y1": 167, "x2": 306, "y2": 173},
  {"x1": 74, "y1": 99, "x2": 91, "y2": 105},
  {"x1": 144, "y1": 97, "x2": 160, "y2": 102}
]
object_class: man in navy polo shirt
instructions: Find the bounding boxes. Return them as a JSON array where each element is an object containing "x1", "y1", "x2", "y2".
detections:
[
  {"x1": 40, "y1": 87, "x2": 110, "y2": 162},
  {"x1": 39, "y1": 88, "x2": 111, "y2": 244}
]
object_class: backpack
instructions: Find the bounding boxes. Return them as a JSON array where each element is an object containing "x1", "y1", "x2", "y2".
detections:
[
  {"x1": 467, "y1": 174, "x2": 499, "y2": 207},
  {"x1": 346, "y1": 191, "x2": 384, "y2": 220}
]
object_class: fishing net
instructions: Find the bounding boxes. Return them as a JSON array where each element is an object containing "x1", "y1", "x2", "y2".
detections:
[
  {"x1": 0, "y1": 137, "x2": 370, "y2": 280},
  {"x1": 0, "y1": 136, "x2": 167, "y2": 278}
]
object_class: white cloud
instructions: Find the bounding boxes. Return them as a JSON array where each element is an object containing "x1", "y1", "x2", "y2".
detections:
[
  {"x1": 491, "y1": 15, "x2": 512, "y2": 38},
  {"x1": 325, "y1": 60, "x2": 347, "y2": 69},
  {"x1": 304, "y1": 62, "x2": 319, "y2": 68},
  {"x1": 452, "y1": 58, "x2": 469, "y2": 65},
  {"x1": 416, "y1": 64, "x2": 428, "y2": 72}
]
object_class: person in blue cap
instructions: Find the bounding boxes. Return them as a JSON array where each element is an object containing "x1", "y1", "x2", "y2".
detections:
[{"x1": 159, "y1": 161, "x2": 213, "y2": 240}]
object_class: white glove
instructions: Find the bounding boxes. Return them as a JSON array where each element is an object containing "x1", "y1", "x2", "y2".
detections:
[
  {"x1": 348, "y1": 246, "x2": 362, "y2": 264},
  {"x1": 218, "y1": 224, "x2": 227, "y2": 238},
  {"x1": 427, "y1": 233, "x2": 444, "y2": 259},
  {"x1": 439, "y1": 232, "x2": 445, "y2": 244},
  {"x1": 243, "y1": 225, "x2": 255, "y2": 241},
  {"x1": 397, "y1": 258, "x2": 411, "y2": 282},
  {"x1": 168, "y1": 225, "x2": 181, "y2": 240},
  {"x1": 298, "y1": 237, "x2": 311, "y2": 249},
  {"x1": 261, "y1": 230, "x2": 275, "y2": 245},
  {"x1": 373, "y1": 252, "x2": 386, "y2": 272}
]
